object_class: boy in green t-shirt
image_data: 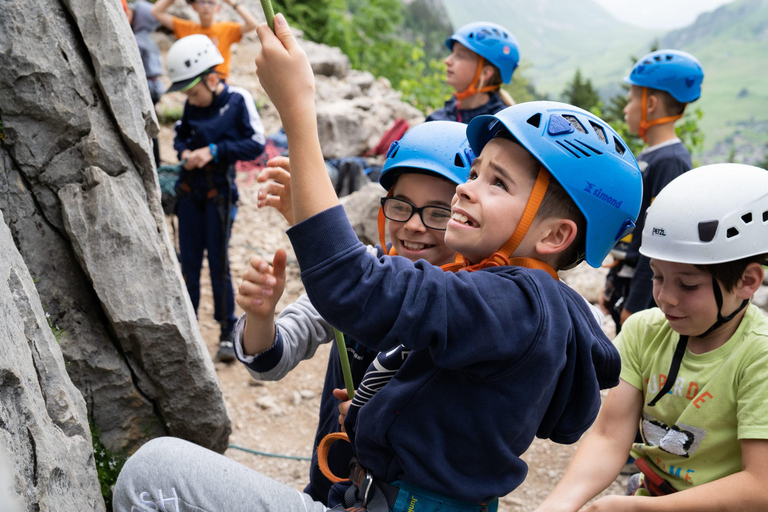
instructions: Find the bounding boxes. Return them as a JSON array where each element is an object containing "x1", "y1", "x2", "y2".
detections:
[{"x1": 536, "y1": 163, "x2": 768, "y2": 511}]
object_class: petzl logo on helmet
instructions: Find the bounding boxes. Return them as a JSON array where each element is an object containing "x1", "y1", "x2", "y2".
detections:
[
  {"x1": 503, "y1": 46, "x2": 511, "y2": 55},
  {"x1": 652, "y1": 227, "x2": 667, "y2": 237}
]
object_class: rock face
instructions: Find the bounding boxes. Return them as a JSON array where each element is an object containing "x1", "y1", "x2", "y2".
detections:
[
  {"x1": 0, "y1": 210, "x2": 106, "y2": 511},
  {"x1": 0, "y1": 0, "x2": 230, "y2": 456}
]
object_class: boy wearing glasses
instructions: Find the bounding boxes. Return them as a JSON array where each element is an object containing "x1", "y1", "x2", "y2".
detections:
[
  {"x1": 151, "y1": 0, "x2": 259, "y2": 81},
  {"x1": 231, "y1": 121, "x2": 470, "y2": 504}
]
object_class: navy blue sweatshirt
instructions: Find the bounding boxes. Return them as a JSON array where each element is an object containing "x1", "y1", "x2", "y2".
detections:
[
  {"x1": 174, "y1": 84, "x2": 265, "y2": 192},
  {"x1": 425, "y1": 93, "x2": 506, "y2": 124},
  {"x1": 288, "y1": 206, "x2": 621, "y2": 504}
]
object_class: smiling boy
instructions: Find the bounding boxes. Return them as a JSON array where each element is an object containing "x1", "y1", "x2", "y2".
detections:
[
  {"x1": 535, "y1": 164, "x2": 768, "y2": 512},
  {"x1": 113, "y1": 16, "x2": 643, "y2": 512}
]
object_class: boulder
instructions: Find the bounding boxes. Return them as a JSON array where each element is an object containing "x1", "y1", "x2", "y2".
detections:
[
  {"x1": 0, "y1": 209, "x2": 105, "y2": 511},
  {"x1": 0, "y1": 0, "x2": 230, "y2": 454}
]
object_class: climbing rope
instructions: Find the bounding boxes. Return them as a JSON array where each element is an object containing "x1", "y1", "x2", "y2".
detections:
[{"x1": 228, "y1": 443, "x2": 311, "y2": 461}]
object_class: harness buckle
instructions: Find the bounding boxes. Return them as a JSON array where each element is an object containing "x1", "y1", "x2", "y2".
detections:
[{"x1": 359, "y1": 468, "x2": 374, "y2": 505}]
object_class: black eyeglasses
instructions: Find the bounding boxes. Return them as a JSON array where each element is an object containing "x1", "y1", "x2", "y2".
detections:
[{"x1": 380, "y1": 197, "x2": 452, "y2": 231}]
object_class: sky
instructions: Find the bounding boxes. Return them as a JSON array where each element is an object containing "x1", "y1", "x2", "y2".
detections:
[{"x1": 592, "y1": 0, "x2": 737, "y2": 30}]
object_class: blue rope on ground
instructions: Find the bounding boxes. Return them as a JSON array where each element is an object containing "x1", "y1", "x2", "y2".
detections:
[{"x1": 228, "y1": 443, "x2": 312, "y2": 461}]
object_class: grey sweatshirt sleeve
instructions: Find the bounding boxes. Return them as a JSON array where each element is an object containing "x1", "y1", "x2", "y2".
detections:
[{"x1": 233, "y1": 294, "x2": 336, "y2": 381}]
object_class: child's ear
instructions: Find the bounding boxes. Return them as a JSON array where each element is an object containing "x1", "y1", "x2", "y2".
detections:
[
  {"x1": 535, "y1": 218, "x2": 578, "y2": 258},
  {"x1": 735, "y1": 262, "x2": 765, "y2": 300},
  {"x1": 480, "y1": 64, "x2": 495, "y2": 84}
]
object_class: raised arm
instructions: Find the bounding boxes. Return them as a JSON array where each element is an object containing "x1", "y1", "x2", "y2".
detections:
[
  {"x1": 150, "y1": 0, "x2": 176, "y2": 30},
  {"x1": 535, "y1": 380, "x2": 643, "y2": 512},
  {"x1": 223, "y1": 0, "x2": 259, "y2": 35},
  {"x1": 254, "y1": 16, "x2": 338, "y2": 223}
]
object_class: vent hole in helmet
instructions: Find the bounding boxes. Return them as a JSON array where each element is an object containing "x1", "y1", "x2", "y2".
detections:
[
  {"x1": 575, "y1": 140, "x2": 603, "y2": 155},
  {"x1": 742, "y1": 212, "x2": 753, "y2": 224},
  {"x1": 613, "y1": 137, "x2": 626, "y2": 156},
  {"x1": 654, "y1": 55, "x2": 662, "y2": 62},
  {"x1": 561, "y1": 115, "x2": 586, "y2": 134},
  {"x1": 589, "y1": 122, "x2": 607, "y2": 143},
  {"x1": 565, "y1": 140, "x2": 590, "y2": 157},
  {"x1": 556, "y1": 141, "x2": 581, "y2": 158},
  {"x1": 527, "y1": 114, "x2": 541, "y2": 128},
  {"x1": 666, "y1": 55, "x2": 674, "y2": 61},
  {"x1": 698, "y1": 220, "x2": 718, "y2": 242},
  {"x1": 726, "y1": 227, "x2": 739, "y2": 238},
  {"x1": 763, "y1": 211, "x2": 768, "y2": 222},
  {"x1": 454, "y1": 154, "x2": 466, "y2": 168}
]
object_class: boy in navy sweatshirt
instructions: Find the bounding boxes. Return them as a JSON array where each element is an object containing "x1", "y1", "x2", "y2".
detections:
[
  {"x1": 166, "y1": 34, "x2": 265, "y2": 361},
  {"x1": 113, "y1": 17, "x2": 642, "y2": 512}
]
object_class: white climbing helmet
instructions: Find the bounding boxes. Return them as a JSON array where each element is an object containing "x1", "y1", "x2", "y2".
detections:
[
  {"x1": 165, "y1": 34, "x2": 224, "y2": 93},
  {"x1": 640, "y1": 163, "x2": 768, "y2": 265}
]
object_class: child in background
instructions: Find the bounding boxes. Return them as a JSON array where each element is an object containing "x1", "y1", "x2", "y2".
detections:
[
  {"x1": 427, "y1": 22, "x2": 518, "y2": 124},
  {"x1": 535, "y1": 164, "x2": 768, "y2": 512},
  {"x1": 602, "y1": 49, "x2": 704, "y2": 333},
  {"x1": 166, "y1": 35, "x2": 265, "y2": 361},
  {"x1": 112, "y1": 16, "x2": 642, "y2": 512},
  {"x1": 233, "y1": 121, "x2": 473, "y2": 504},
  {"x1": 125, "y1": 0, "x2": 164, "y2": 165},
  {"x1": 151, "y1": 0, "x2": 259, "y2": 81}
]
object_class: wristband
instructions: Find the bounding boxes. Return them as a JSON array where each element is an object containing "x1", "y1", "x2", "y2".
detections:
[{"x1": 209, "y1": 143, "x2": 218, "y2": 163}]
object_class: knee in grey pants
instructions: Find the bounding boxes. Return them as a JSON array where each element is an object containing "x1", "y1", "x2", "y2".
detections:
[{"x1": 112, "y1": 437, "x2": 328, "y2": 512}]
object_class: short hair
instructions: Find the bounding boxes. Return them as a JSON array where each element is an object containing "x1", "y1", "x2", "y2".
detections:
[
  {"x1": 492, "y1": 129, "x2": 586, "y2": 269},
  {"x1": 646, "y1": 87, "x2": 686, "y2": 116},
  {"x1": 696, "y1": 253, "x2": 768, "y2": 292}
]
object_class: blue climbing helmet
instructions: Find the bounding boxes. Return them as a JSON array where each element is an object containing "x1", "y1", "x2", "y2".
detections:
[
  {"x1": 466, "y1": 101, "x2": 643, "y2": 268},
  {"x1": 379, "y1": 121, "x2": 474, "y2": 190},
  {"x1": 624, "y1": 49, "x2": 704, "y2": 103},
  {"x1": 378, "y1": 121, "x2": 473, "y2": 252},
  {"x1": 446, "y1": 22, "x2": 519, "y2": 84}
]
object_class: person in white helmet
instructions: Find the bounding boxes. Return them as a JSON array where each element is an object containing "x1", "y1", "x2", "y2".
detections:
[
  {"x1": 536, "y1": 164, "x2": 768, "y2": 512},
  {"x1": 166, "y1": 34, "x2": 266, "y2": 362}
]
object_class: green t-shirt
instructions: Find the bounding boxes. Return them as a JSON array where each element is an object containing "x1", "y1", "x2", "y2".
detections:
[{"x1": 618, "y1": 305, "x2": 768, "y2": 492}]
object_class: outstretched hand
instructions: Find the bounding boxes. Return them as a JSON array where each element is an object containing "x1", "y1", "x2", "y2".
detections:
[
  {"x1": 257, "y1": 156, "x2": 293, "y2": 225},
  {"x1": 236, "y1": 249, "x2": 288, "y2": 318},
  {"x1": 254, "y1": 14, "x2": 315, "y2": 129}
]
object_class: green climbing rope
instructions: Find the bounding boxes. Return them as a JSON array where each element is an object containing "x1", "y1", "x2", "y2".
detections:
[
  {"x1": 334, "y1": 328, "x2": 355, "y2": 399},
  {"x1": 260, "y1": 0, "x2": 275, "y2": 31}
]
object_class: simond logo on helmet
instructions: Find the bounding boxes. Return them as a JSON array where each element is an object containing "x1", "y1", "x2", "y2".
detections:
[{"x1": 583, "y1": 181, "x2": 623, "y2": 209}]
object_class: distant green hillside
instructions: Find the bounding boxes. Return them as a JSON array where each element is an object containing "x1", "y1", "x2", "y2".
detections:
[
  {"x1": 441, "y1": 0, "x2": 768, "y2": 163},
  {"x1": 658, "y1": 0, "x2": 768, "y2": 160}
]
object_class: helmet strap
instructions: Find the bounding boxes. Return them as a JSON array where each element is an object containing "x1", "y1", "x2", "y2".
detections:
[
  {"x1": 453, "y1": 57, "x2": 501, "y2": 122},
  {"x1": 638, "y1": 87, "x2": 684, "y2": 143},
  {"x1": 647, "y1": 274, "x2": 749, "y2": 407},
  {"x1": 441, "y1": 166, "x2": 557, "y2": 280}
]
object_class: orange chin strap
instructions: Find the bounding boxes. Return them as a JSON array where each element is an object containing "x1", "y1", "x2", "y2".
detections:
[
  {"x1": 377, "y1": 189, "x2": 399, "y2": 256},
  {"x1": 441, "y1": 166, "x2": 559, "y2": 280},
  {"x1": 638, "y1": 87, "x2": 685, "y2": 142},
  {"x1": 453, "y1": 57, "x2": 501, "y2": 123}
]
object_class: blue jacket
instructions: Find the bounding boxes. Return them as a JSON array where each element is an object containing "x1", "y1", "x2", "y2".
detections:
[
  {"x1": 174, "y1": 84, "x2": 265, "y2": 194},
  {"x1": 288, "y1": 206, "x2": 621, "y2": 504},
  {"x1": 425, "y1": 93, "x2": 506, "y2": 124}
]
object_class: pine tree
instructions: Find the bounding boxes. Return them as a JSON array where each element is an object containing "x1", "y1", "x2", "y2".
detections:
[{"x1": 561, "y1": 69, "x2": 600, "y2": 111}]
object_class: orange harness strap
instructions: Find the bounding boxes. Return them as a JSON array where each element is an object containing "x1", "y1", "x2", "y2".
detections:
[
  {"x1": 638, "y1": 87, "x2": 684, "y2": 142},
  {"x1": 317, "y1": 432, "x2": 352, "y2": 484}
]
